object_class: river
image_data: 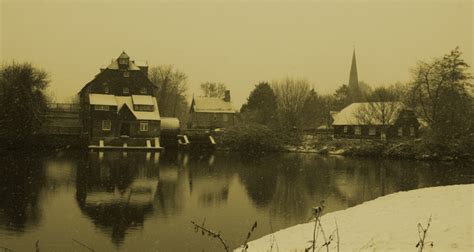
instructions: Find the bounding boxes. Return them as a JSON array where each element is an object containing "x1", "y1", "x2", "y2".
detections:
[{"x1": 0, "y1": 150, "x2": 472, "y2": 251}]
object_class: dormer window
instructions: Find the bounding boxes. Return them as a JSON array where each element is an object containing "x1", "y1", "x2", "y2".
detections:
[
  {"x1": 104, "y1": 86, "x2": 109, "y2": 94},
  {"x1": 123, "y1": 87, "x2": 129, "y2": 94},
  {"x1": 123, "y1": 71, "x2": 130, "y2": 77},
  {"x1": 140, "y1": 87, "x2": 147, "y2": 94},
  {"x1": 119, "y1": 58, "x2": 128, "y2": 65}
]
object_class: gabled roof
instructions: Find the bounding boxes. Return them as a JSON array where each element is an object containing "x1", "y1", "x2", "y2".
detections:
[
  {"x1": 102, "y1": 60, "x2": 141, "y2": 71},
  {"x1": 89, "y1": 94, "x2": 160, "y2": 121},
  {"x1": 332, "y1": 102, "x2": 405, "y2": 126},
  {"x1": 115, "y1": 96, "x2": 160, "y2": 121},
  {"x1": 118, "y1": 51, "x2": 129, "y2": 59},
  {"x1": 192, "y1": 97, "x2": 235, "y2": 113}
]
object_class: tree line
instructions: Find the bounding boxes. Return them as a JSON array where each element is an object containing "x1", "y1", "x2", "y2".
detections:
[{"x1": 1, "y1": 48, "x2": 472, "y2": 149}]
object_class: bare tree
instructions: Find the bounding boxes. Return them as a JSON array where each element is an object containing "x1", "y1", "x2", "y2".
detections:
[
  {"x1": 409, "y1": 47, "x2": 472, "y2": 137},
  {"x1": 149, "y1": 65, "x2": 188, "y2": 119},
  {"x1": 272, "y1": 78, "x2": 311, "y2": 129},
  {"x1": 200, "y1": 82, "x2": 227, "y2": 98}
]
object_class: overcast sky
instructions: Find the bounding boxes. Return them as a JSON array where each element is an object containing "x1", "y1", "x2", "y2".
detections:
[{"x1": 1, "y1": 0, "x2": 472, "y2": 108}]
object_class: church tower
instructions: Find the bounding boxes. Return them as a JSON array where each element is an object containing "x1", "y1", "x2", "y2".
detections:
[{"x1": 348, "y1": 49, "x2": 361, "y2": 102}]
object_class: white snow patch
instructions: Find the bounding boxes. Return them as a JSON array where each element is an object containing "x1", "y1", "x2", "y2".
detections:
[{"x1": 239, "y1": 184, "x2": 474, "y2": 252}]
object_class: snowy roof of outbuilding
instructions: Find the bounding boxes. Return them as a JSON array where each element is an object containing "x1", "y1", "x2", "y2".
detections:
[
  {"x1": 132, "y1": 95, "x2": 155, "y2": 106},
  {"x1": 192, "y1": 97, "x2": 235, "y2": 113},
  {"x1": 89, "y1": 94, "x2": 118, "y2": 106},
  {"x1": 332, "y1": 102, "x2": 405, "y2": 126},
  {"x1": 115, "y1": 96, "x2": 160, "y2": 121}
]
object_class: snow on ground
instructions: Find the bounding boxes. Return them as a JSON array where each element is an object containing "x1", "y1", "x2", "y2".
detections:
[{"x1": 240, "y1": 184, "x2": 474, "y2": 252}]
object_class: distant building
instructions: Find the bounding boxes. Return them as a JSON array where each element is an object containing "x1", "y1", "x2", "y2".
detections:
[
  {"x1": 348, "y1": 49, "x2": 362, "y2": 103},
  {"x1": 332, "y1": 102, "x2": 420, "y2": 140},
  {"x1": 189, "y1": 90, "x2": 236, "y2": 129},
  {"x1": 78, "y1": 51, "x2": 161, "y2": 146}
]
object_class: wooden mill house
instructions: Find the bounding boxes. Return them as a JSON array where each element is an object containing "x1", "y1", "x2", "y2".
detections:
[{"x1": 79, "y1": 52, "x2": 161, "y2": 148}]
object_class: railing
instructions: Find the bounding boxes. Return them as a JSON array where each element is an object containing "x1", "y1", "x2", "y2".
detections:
[{"x1": 47, "y1": 103, "x2": 80, "y2": 112}]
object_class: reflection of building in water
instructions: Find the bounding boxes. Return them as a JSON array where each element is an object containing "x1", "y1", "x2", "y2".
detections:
[{"x1": 76, "y1": 151, "x2": 159, "y2": 245}]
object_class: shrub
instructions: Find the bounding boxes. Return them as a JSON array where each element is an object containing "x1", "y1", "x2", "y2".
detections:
[{"x1": 221, "y1": 124, "x2": 283, "y2": 155}]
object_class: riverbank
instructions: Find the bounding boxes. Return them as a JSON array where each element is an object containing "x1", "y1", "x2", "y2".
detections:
[
  {"x1": 284, "y1": 136, "x2": 474, "y2": 162},
  {"x1": 239, "y1": 184, "x2": 474, "y2": 252}
]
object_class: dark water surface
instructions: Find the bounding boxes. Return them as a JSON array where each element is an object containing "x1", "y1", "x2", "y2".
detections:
[{"x1": 0, "y1": 150, "x2": 472, "y2": 251}]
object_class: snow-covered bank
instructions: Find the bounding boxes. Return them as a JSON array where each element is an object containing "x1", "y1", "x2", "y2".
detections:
[{"x1": 241, "y1": 184, "x2": 474, "y2": 252}]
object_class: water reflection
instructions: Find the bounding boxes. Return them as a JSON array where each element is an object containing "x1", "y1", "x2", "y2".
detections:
[
  {"x1": 0, "y1": 153, "x2": 45, "y2": 232},
  {"x1": 75, "y1": 152, "x2": 159, "y2": 245},
  {"x1": 0, "y1": 151, "x2": 472, "y2": 251}
]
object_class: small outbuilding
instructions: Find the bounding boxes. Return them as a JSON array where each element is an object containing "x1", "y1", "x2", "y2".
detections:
[
  {"x1": 332, "y1": 102, "x2": 420, "y2": 140},
  {"x1": 188, "y1": 90, "x2": 236, "y2": 129}
]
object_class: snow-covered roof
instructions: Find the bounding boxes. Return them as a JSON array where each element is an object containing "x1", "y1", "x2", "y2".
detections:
[
  {"x1": 332, "y1": 102, "x2": 405, "y2": 126},
  {"x1": 132, "y1": 95, "x2": 155, "y2": 106},
  {"x1": 116, "y1": 96, "x2": 160, "y2": 121},
  {"x1": 132, "y1": 60, "x2": 148, "y2": 68},
  {"x1": 192, "y1": 97, "x2": 235, "y2": 113},
  {"x1": 102, "y1": 60, "x2": 141, "y2": 71},
  {"x1": 89, "y1": 94, "x2": 117, "y2": 106}
]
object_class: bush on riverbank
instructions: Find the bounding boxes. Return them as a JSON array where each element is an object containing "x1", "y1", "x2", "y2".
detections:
[
  {"x1": 311, "y1": 137, "x2": 474, "y2": 161},
  {"x1": 221, "y1": 124, "x2": 283, "y2": 155}
]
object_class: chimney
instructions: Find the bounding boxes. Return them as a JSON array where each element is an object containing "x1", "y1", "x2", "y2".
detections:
[{"x1": 224, "y1": 90, "x2": 231, "y2": 102}]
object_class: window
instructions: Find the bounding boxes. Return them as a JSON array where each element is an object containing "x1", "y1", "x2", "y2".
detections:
[
  {"x1": 140, "y1": 87, "x2": 147, "y2": 94},
  {"x1": 104, "y1": 86, "x2": 109, "y2": 94},
  {"x1": 214, "y1": 114, "x2": 217, "y2": 121},
  {"x1": 102, "y1": 120, "x2": 111, "y2": 131},
  {"x1": 134, "y1": 105, "x2": 154, "y2": 111},
  {"x1": 410, "y1": 127, "x2": 415, "y2": 136},
  {"x1": 369, "y1": 127, "x2": 376, "y2": 136},
  {"x1": 123, "y1": 87, "x2": 129, "y2": 94},
  {"x1": 354, "y1": 126, "x2": 362, "y2": 135},
  {"x1": 398, "y1": 127, "x2": 403, "y2": 137},
  {"x1": 140, "y1": 121, "x2": 149, "y2": 132},
  {"x1": 123, "y1": 71, "x2": 130, "y2": 77},
  {"x1": 223, "y1": 114, "x2": 228, "y2": 122},
  {"x1": 119, "y1": 59, "x2": 128, "y2": 65},
  {"x1": 95, "y1": 105, "x2": 110, "y2": 111},
  {"x1": 343, "y1": 126, "x2": 348, "y2": 134}
]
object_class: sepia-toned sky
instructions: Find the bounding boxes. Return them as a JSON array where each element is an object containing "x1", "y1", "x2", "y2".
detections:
[{"x1": 1, "y1": 0, "x2": 472, "y2": 108}]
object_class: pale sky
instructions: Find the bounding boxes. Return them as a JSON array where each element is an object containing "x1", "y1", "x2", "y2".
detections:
[{"x1": 1, "y1": 0, "x2": 472, "y2": 109}]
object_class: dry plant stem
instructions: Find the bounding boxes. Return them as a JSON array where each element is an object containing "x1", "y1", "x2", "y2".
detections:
[
  {"x1": 335, "y1": 219, "x2": 340, "y2": 252},
  {"x1": 317, "y1": 220, "x2": 329, "y2": 252},
  {"x1": 191, "y1": 220, "x2": 229, "y2": 252},
  {"x1": 417, "y1": 215, "x2": 433, "y2": 252},
  {"x1": 35, "y1": 240, "x2": 39, "y2": 252},
  {"x1": 268, "y1": 217, "x2": 280, "y2": 252},
  {"x1": 242, "y1": 221, "x2": 258, "y2": 251},
  {"x1": 72, "y1": 238, "x2": 95, "y2": 252}
]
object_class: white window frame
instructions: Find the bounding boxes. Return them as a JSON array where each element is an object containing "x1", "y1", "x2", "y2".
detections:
[
  {"x1": 354, "y1": 126, "x2": 362, "y2": 135},
  {"x1": 398, "y1": 127, "x2": 403, "y2": 136},
  {"x1": 123, "y1": 87, "x2": 129, "y2": 94},
  {"x1": 369, "y1": 127, "x2": 376, "y2": 136},
  {"x1": 409, "y1": 127, "x2": 415, "y2": 136},
  {"x1": 95, "y1": 105, "x2": 110, "y2": 111},
  {"x1": 223, "y1": 114, "x2": 228, "y2": 122},
  {"x1": 102, "y1": 120, "x2": 111, "y2": 131},
  {"x1": 119, "y1": 59, "x2": 128, "y2": 65},
  {"x1": 343, "y1": 126, "x2": 348, "y2": 134},
  {"x1": 140, "y1": 121, "x2": 149, "y2": 132},
  {"x1": 104, "y1": 86, "x2": 109, "y2": 94}
]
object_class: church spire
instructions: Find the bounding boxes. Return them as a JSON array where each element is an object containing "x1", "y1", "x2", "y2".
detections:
[
  {"x1": 349, "y1": 49, "x2": 358, "y2": 89},
  {"x1": 348, "y1": 49, "x2": 360, "y2": 102}
]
